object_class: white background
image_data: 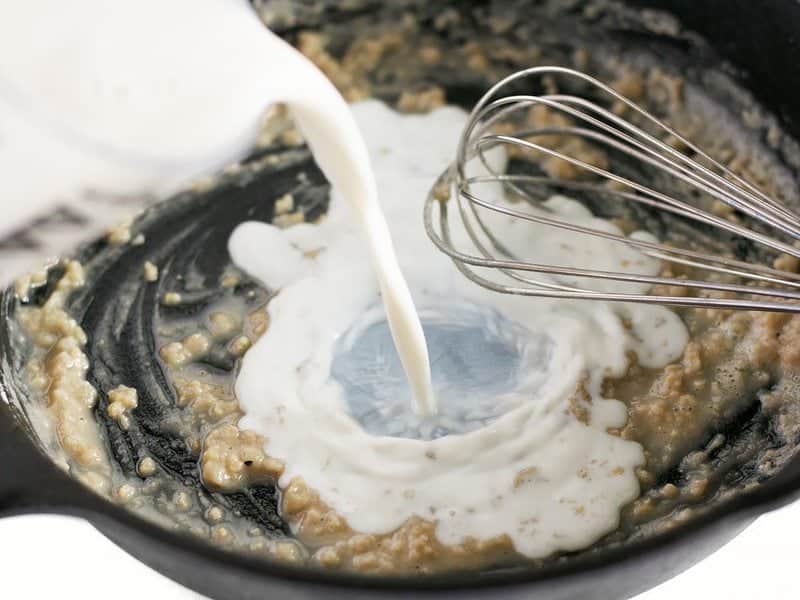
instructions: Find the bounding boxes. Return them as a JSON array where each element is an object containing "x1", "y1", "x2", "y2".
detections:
[
  {"x1": 0, "y1": 505, "x2": 799, "y2": 599},
  {"x1": 0, "y1": 148, "x2": 798, "y2": 600}
]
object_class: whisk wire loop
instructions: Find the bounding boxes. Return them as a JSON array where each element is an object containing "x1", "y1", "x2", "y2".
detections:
[{"x1": 426, "y1": 66, "x2": 800, "y2": 312}]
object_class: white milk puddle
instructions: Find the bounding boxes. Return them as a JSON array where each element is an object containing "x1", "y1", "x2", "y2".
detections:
[{"x1": 230, "y1": 100, "x2": 689, "y2": 558}]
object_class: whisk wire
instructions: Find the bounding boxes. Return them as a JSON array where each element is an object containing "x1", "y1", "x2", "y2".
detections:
[
  {"x1": 427, "y1": 66, "x2": 800, "y2": 313},
  {"x1": 426, "y1": 192, "x2": 800, "y2": 312},
  {"x1": 471, "y1": 93, "x2": 800, "y2": 245},
  {"x1": 458, "y1": 181, "x2": 800, "y2": 295},
  {"x1": 476, "y1": 131, "x2": 800, "y2": 257}
]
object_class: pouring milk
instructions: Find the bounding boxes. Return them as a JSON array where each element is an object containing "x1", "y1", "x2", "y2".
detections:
[{"x1": 0, "y1": 0, "x2": 435, "y2": 414}]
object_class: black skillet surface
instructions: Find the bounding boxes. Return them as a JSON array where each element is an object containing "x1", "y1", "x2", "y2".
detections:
[{"x1": 3, "y1": 1, "x2": 800, "y2": 598}]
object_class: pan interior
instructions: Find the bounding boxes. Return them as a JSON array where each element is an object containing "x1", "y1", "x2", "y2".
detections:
[{"x1": 3, "y1": 0, "x2": 800, "y2": 579}]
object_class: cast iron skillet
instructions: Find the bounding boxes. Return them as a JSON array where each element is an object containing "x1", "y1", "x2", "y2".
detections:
[{"x1": 3, "y1": 1, "x2": 800, "y2": 598}]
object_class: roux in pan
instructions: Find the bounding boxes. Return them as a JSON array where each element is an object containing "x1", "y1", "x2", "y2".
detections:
[{"x1": 9, "y1": 0, "x2": 800, "y2": 575}]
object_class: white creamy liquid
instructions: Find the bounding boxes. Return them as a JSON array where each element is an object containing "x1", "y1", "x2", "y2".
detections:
[
  {"x1": 4, "y1": 0, "x2": 691, "y2": 558},
  {"x1": 0, "y1": 0, "x2": 435, "y2": 415},
  {"x1": 231, "y1": 101, "x2": 690, "y2": 558}
]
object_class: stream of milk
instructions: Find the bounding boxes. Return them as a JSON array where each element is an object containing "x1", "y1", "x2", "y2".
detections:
[{"x1": 0, "y1": 0, "x2": 435, "y2": 415}]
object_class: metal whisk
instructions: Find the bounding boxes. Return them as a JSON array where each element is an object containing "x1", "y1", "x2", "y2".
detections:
[{"x1": 424, "y1": 66, "x2": 800, "y2": 312}]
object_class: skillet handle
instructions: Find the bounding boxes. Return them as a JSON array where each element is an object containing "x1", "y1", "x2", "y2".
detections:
[{"x1": 0, "y1": 399, "x2": 97, "y2": 517}]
